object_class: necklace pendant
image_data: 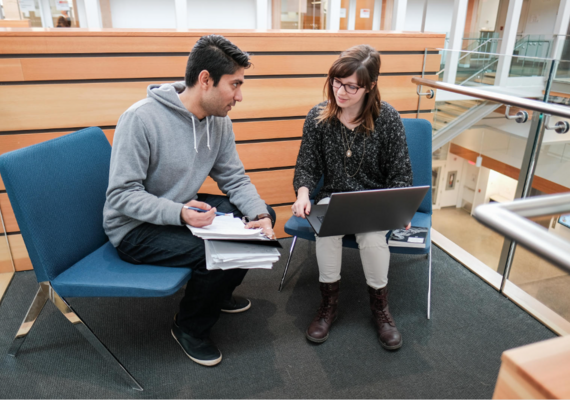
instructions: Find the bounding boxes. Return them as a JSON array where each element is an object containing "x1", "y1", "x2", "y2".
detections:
[{"x1": 346, "y1": 150, "x2": 352, "y2": 157}]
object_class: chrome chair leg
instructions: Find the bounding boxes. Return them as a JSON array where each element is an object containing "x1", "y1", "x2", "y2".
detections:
[
  {"x1": 427, "y1": 244, "x2": 432, "y2": 320},
  {"x1": 47, "y1": 284, "x2": 143, "y2": 391},
  {"x1": 8, "y1": 282, "x2": 49, "y2": 357},
  {"x1": 278, "y1": 236, "x2": 298, "y2": 292}
]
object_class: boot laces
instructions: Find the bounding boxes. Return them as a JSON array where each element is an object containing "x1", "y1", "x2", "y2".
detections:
[{"x1": 373, "y1": 299, "x2": 393, "y2": 325}]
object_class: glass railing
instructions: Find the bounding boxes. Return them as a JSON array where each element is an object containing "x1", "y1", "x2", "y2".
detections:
[
  {"x1": 414, "y1": 56, "x2": 570, "y2": 333},
  {"x1": 435, "y1": 48, "x2": 556, "y2": 88},
  {"x1": 504, "y1": 58, "x2": 570, "y2": 323}
]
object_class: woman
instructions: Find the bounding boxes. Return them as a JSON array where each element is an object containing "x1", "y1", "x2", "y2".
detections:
[{"x1": 292, "y1": 44, "x2": 413, "y2": 350}]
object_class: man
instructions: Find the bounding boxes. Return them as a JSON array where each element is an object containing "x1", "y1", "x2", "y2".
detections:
[{"x1": 103, "y1": 35, "x2": 276, "y2": 367}]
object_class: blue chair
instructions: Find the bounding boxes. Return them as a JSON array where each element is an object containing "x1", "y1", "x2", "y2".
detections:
[
  {"x1": 279, "y1": 119, "x2": 433, "y2": 319},
  {"x1": 0, "y1": 127, "x2": 192, "y2": 391}
]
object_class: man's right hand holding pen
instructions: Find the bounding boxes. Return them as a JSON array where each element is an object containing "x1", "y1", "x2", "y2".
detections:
[{"x1": 181, "y1": 200, "x2": 217, "y2": 227}]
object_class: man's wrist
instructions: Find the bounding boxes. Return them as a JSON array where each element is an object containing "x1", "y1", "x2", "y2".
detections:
[{"x1": 253, "y1": 213, "x2": 274, "y2": 224}]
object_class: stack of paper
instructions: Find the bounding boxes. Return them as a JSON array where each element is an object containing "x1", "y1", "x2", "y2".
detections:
[
  {"x1": 187, "y1": 215, "x2": 281, "y2": 270},
  {"x1": 205, "y1": 240, "x2": 281, "y2": 270},
  {"x1": 187, "y1": 214, "x2": 267, "y2": 240}
]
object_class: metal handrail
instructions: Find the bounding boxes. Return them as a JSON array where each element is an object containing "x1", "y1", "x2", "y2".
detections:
[
  {"x1": 473, "y1": 194, "x2": 570, "y2": 273},
  {"x1": 411, "y1": 77, "x2": 570, "y2": 119}
]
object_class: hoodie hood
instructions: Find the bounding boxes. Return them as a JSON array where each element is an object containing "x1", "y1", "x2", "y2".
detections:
[{"x1": 147, "y1": 82, "x2": 212, "y2": 152}]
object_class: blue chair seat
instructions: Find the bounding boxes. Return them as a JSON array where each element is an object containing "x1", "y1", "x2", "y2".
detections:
[{"x1": 52, "y1": 242, "x2": 192, "y2": 298}]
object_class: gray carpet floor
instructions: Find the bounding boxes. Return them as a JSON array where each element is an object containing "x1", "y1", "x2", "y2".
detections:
[{"x1": 0, "y1": 240, "x2": 556, "y2": 398}]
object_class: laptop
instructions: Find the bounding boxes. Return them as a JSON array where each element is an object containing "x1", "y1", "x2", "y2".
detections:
[{"x1": 305, "y1": 186, "x2": 429, "y2": 237}]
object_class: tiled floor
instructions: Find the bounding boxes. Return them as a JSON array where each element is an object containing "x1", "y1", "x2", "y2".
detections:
[{"x1": 433, "y1": 207, "x2": 570, "y2": 321}]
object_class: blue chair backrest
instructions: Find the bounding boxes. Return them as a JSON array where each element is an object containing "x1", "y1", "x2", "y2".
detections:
[
  {"x1": 0, "y1": 127, "x2": 111, "y2": 282},
  {"x1": 402, "y1": 119, "x2": 432, "y2": 215}
]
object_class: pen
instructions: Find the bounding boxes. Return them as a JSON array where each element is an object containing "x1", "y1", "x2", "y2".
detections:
[{"x1": 183, "y1": 206, "x2": 228, "y2": 216}]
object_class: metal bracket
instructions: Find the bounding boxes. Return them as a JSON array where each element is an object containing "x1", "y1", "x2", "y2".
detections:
[
  {"x1": 504, "y1": 105, "x2": 529, "y2": 124},
  {"x1": 416, "y1": 85, "x2": 434, "y2": 99},
  {"x1": 544, "y1": 114, "x2": 570, "y2": 134}
]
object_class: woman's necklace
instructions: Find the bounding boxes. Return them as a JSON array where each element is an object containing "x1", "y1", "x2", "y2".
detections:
[
  {"x1": 341, "y1": 124, "x2": 358, "y2": 157},
  {"x1": 341, "y1": 124, "x2": 367, "y2": 178}
]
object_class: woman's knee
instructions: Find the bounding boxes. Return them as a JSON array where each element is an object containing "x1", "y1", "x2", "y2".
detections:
[{"x1": 355, "y1": 231, "x2": 389, "y2": 249}]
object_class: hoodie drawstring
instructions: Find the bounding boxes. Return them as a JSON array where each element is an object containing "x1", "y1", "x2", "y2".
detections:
[
  {"x1": 206, "y1": 116, "x2": 211, "y2": 150},
  {"x1": 191, "y1": 116, "x2": 198, "y2": 153}
]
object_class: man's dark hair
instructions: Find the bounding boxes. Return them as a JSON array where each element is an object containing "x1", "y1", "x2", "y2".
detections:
[{"x1": 185, "y1": 35, "x2": 251, "y2": 87}]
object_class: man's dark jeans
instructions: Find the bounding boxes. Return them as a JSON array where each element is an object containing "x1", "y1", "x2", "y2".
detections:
[{"x1": 117, "y1": 194, "x2": 276, "y2": 339}]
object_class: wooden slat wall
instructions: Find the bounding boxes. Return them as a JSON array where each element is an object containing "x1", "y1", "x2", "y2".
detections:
[{"x1": 0, "y1": 29, "x2": 445, "y2": 271}]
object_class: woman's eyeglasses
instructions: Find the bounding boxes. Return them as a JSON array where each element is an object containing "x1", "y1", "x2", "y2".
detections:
[{"x1": 331, "y1": 79, "x2": 362, "y2": 95}]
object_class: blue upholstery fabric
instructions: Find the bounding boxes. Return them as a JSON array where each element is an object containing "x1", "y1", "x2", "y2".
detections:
[
  {"x1": 0, "y1": 127, "x2": 191, "y2": 296},
  {"x1": 284, "y1": 119, "x2": 432, "y2": 255},
  {"x1": 52, "y1": 242, "x2": 191, "y2": 297}
]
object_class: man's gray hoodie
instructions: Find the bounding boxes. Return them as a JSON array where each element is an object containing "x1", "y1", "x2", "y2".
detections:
[{"x1": 103, "y1": 82, "x2": 268, "y2": 247}]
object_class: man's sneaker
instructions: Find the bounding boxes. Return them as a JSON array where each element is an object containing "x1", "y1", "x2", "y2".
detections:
[
  {"x1": 171, "y1": 320, "x2": 222, "y2": 367},
  {"x1": 221, "y1": 296, "x2": 251, "y2": 313}
]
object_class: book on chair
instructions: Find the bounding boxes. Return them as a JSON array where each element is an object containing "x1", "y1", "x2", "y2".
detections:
[{"x1": 388, "y1": 226, "x2": 428, "y2": 248}]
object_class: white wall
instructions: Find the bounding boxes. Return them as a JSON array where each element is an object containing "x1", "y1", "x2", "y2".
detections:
[
  {"x1": 522, "y1": 0, "x2": 560, "y2": 35},
  {"x1": 475, "y1": 0, "x2": 500, "y2": 33},
  {"x1": 404, "y1": 0, "x2": 454, "y2": 34},
  {"x1": 109, "y1": 0, "x2": 256, "y2": 29},
  {"x1": 187, "y1": 0, "x2": 256, "y2": 29},
  {"x1": 110, "y1": 0, "x2": 176, "y2": 28}
]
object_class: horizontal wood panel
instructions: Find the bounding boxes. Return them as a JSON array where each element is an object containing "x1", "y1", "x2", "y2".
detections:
[
  {"x1": 7, "y1": 234, "x2": 32, "y2": 271},
  {"x1": 0, "y1": 20, "x2": 30, "y2": 27},
  {"x1": 0, "y1": 59, "x2": 24, "y2": 81},
  {"x1": 199, "y1": 169, "x2": 296, "y2": 205},
  {"x1": 4, "y1": 54, "x2": 441, "y2": 82},
  {"x1": 0, "y1": 193, "x2": 17, "y2": 233},
  {"x1": 233, "y1": 119, "x2": 304, "y2": 140},
  {"x1": 0, "y1": 32, "x2": 445, "y2": 54},
  {"x1": 0, "y1": 241, "x2": 15, "y2": 273},
  {"x1": 273, "y1": 205, "x2": 293, "y2": 238},
  {"x1": 0, "y1": 76, "x2": 435, "y2": 132},
  {"x1": 237, "y1": 141, "x2": 300, "y2": 170}
]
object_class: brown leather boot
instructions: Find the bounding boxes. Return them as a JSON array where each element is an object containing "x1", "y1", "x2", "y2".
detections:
[
  {"x1": 306, "y1": 281, "x2": 340, "y2": 343},
  {"x1": 368, "y1": 286, "x2": 402, "y2": 350}
]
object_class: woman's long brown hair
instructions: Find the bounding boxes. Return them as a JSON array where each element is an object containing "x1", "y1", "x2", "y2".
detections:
[{"x1": 316, "y1": 44, "x2": 381, "y2": 134}]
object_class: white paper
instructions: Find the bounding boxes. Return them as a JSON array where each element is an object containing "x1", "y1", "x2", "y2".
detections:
[
  {"x1": 205, "y1": 240, "x2": 279, "y2": 271},
  {"x1": 340, "y1": 8, "x2": 347, "y2": 18},
  {"x1": 360, "y1": 9, "x2": 370, "y2": 18},
  {"x1": 408, "y1": 237, "x2": 424, "y2": 243},
  {"x1": 209, "y1": 240, "x2": 280, "y2": 259},
  {"x1": 188, "y1": 215, "x2": 264, "y2": 239}
]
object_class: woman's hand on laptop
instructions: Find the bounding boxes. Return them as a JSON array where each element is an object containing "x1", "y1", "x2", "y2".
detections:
[
  {"x1": 292, "y1": 187, "x2": 311, "y2": 219},
  {"x1": 405, "y1": 222, "x2": 411, "y2": 230}
]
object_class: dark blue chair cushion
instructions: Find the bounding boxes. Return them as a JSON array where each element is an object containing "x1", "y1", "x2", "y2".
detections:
[{"x1": 51, "y1": 242, "x2": 192, "y2": 298}]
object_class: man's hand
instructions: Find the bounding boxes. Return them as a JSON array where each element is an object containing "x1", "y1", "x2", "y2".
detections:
[
  {"x1": 291, "y1": 187, "x2": 311, "y2": 219},
  {"x1": 245, "y1": 217, "x2": 275, "y2": 239},
  {"x1": 181, "y1": 200, "x2": 217, "y2": 227}
]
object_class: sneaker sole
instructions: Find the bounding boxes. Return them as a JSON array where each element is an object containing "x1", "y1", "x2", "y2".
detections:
[
  {"x1": 171, "y1": 329, "x2": 222, "y2": 367},
  {"x1": 221, "y1": 300, "x2": 251, "y2": 314}
]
